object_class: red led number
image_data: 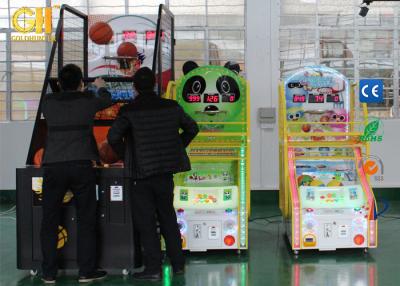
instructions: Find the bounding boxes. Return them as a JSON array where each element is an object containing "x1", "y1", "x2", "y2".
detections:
[
  {"x1": 188, "y1": 95, "x2": 201, "y2": 102},
  {"x1": 293, "y1": 95, "x2": 306, "y2": 103},
  {"x1": 205, "y1": 95, "x2": 219, "y2": 103}
]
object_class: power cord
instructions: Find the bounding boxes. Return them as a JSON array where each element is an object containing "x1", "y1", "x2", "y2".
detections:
[{"x1": 249, "y1": 214, "x2": 282, "y2": 222}]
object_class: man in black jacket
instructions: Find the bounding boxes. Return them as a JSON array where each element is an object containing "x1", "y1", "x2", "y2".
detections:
[
  {"x1": 107, "y1": 67, "x2": 199, "y2": 281},
  {"x1": 40, "y1": 64, "x2": 111, "y2": 283}
]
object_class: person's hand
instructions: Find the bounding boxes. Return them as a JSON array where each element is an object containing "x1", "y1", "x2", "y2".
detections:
[{"x1": 94, "y1": 77, "x2": 106, "y2": 88}]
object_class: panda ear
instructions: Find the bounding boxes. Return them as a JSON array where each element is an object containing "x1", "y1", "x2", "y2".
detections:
[
  {"x1": 224, "y1": 61, "x2": 240, "y2": 74},
  {"x1": 182, "y1": 61, "x2": 199, "y2": 75}
]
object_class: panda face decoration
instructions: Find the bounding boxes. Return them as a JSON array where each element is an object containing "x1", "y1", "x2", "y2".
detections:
[{"x1": 177, "y1": 64, "x2": 246, "y2": 125}]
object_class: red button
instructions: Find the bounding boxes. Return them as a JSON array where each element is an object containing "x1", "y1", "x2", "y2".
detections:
[
  {"x1": 354, "y1": 234, "x2": 365, "y2": 245},
  {"x1": 224, "y1": 235, "x2": 235, "y2": 246}
]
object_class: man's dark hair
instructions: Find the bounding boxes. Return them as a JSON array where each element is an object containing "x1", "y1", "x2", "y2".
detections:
[
  {"x1": 58, "y1": 64, "x2": 83, "y2": 91},
  {"x1": 133, "y1": 67, "x2": 155, "y2": 92}
]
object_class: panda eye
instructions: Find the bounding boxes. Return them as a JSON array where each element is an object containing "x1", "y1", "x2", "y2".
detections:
[
  {"x1": 332, "y1": 114, "x2": 337, "y2": 120},
  {"x1": 339, "y1": 115, "x2": 345, "y2": 121},
  {"x1": 295, "y1": 113, "x2": 300, "y2": 118},
  {"x1": 192, "y1": 80, "x2": 202, "y2": 94},
  {"x1": 289, "y1": 114, "x2": 294, "y2": 119},
  {"x1": 221, "y1": 80, "x2": 230, "y2": 93}
]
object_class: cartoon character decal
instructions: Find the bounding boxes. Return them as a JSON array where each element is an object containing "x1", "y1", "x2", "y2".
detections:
[
  {"x1": 286, "y1": 106, "x2": 305, "y2": 132},
  {"x1": 284, "y1": 66, "x2": 351, "y2": 139}
]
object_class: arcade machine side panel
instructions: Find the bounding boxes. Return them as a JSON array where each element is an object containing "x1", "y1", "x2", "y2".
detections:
[
  {"x1": 16, "y1": 168, "x2": 38, "y2": 269},
  {"x1": 16, "y1": 167, "x2": 79, "y2": 270},
  {"x1": 96, "y1": 168, "x2": 139, "y2": 269}
]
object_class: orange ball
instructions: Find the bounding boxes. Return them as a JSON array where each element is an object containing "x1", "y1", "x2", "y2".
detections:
[
  {"x1": 98, "y1": 140, "x2": 119, "y2": 164},
  {"x1": 89, "y1": 21, "x2": 113, "y2": 45},
  {"x1": 33, "y1": 148, "x2": 44, "y2": 166},
  {"x1": 117, "y1": 42, "x2": 138, "y2": 57}
]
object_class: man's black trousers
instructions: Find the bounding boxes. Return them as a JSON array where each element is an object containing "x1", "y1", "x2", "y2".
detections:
[
  {"x1": 40, "y1": 161, "x2": 97, "y2": 277},
  {"x1": 131, "y1": 174, "x2": 184, "y2": 273}
]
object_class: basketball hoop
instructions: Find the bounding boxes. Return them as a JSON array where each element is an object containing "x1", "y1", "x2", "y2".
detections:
[{"x1": 103, "y1": 56, "x2": 138, "y2": 76}]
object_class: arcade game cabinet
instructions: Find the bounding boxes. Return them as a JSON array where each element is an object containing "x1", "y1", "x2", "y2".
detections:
[
  {"x1": 166, "y1": 63, "x2": 250, "y2": 251},
  {"x1": 16, "y1": 4, "x2": 174, "y2": 274},
  {"x1": 279, "y1": 66, "x2": 378, "y2": 254}
]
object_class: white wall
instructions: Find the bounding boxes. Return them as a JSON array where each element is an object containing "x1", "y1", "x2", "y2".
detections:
[
  {"x1": 370, "y1": 119, "x2": 400, "y2": 188},
  {"x1": 0, "y1": 122, "x2": 34, "y2": 190},
  {"x1": 246, "y1": 0, "x2": 280, "y2": 190}
]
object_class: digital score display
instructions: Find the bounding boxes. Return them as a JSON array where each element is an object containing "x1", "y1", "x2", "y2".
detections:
[
  {"x1": 123, "y1": 30, "x2": 137, "y2": 41},
  {"x1": 327, "y1": 94, "x2": 341, "y2": 103},
  {"x1": 308, "y1": 94, "x2": 325, "y2": 103},
  {"x1": 145, "y1": 30, "x2": 156, "y2": 40},
  {"x1": 145, "y1": 30, "x2": 165, "y2": 41},
  {"x1": 222, "y1": 94, "x2": 236, "y2": 103},
  {"x1": 293, "y1": 94, "x2": 306, "y2": 103},
  {"x1": 204, "y1": 94, "x2": 219, "y2": 103},
  {"x1": 187, "y1": 94, "x2": 201, "y2": 103}
]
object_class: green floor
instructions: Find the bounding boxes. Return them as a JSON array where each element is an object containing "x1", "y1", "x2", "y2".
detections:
[{"x1": 1, "y1": 193, "x2": 399, "y2": 286}]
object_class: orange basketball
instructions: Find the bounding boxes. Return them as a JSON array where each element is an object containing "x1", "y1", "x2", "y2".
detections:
[
  {"x1": 98, "y1": 140, "x2": 119, "y2": 164},
  {"x1": 89, "y1": 22, "x2": 113, "y2": 45},
  {"x1": 117, "y1": 42, "x2": 138, "y2": 57},
  {"x1": 33, "y1": 148, "x2": 44, "y2": 166}
]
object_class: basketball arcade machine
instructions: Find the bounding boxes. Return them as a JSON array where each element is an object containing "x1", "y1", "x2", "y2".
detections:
[
  {"x1": 166, "y1": 64, "x2": 250, "y2": 252},
  {"x1": 279, "y1": 66, "x2": 378, "y2": 255},
  {"x1": 16, "y1": 4, "x2": 174, "y2": 274}
]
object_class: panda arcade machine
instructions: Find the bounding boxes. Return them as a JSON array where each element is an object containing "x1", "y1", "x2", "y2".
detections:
[
  {"x1": 16, "y1": 4, "x2": 174, "y2": 275},
  {"x1": 166, "y1": 62, "x2": 250, "y2": 252}
]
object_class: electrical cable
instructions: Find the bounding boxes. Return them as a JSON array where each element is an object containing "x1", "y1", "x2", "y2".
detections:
[
  {"x1": 376, "y1": 199, "x2": 389, "y2": 217},
  {"x1": 381, "y1": 215, "x2": 400, "y2": 220},
  {"x1": 249, "y1": 215, "x2": 282, "y2": 222},
  {"x1": 0, "y1": 205, "x2": 16, "y2": 216}
]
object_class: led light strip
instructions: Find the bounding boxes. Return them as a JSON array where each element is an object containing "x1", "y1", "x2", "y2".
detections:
[{"x1": 239, "y1": 146, "x2": 246, "y2": 247}]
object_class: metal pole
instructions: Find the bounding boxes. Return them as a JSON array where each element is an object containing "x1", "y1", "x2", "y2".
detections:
[
  {"x1": 392, "y1": 6, "x2": 399, "y2": 117},
  {"x1": 6, "y1": 0, "x2": 11, "y2": 121}
]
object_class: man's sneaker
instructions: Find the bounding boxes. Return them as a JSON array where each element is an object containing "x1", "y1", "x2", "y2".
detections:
[
  {"x1": 132, "y1": 271, "x2": 161, "y2": 281},
  {"x1": 41, "y1": 276, "x2": 56, "y2": 284},
  {"x1": 78, "y1": 270, "x2": 107, "y2": 283}
]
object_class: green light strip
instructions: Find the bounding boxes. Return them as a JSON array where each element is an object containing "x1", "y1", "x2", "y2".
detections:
[
  {"x1": 239, "y1": 146, "x2": 246, "y2": 247},
  {"x1": 162, "y1": 265, "x2": 171, "y2": 286},
  {"x1": 241, "y1": 263, "x2": 247, "y2": 286}
]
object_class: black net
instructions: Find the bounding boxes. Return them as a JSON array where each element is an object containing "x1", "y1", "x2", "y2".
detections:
[
  {"x1": 27, "y1": 5, "x2": 87, "y2": 164},
  {"x1": 50, "y1": 9, "x2": 86, "y2": 78},
  {"x1": 153, "y1": 5, "x2": 174, "y2": 95}
]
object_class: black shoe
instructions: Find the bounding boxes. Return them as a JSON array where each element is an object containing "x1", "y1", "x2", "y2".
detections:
[
  {"x1": 173, "y1": 266, "x2": 185, "y2": 275},
  {"x1": 41, "y1": 276, "x2": 56, "y2": 284},
  {"x1": 78, "y1": 270, "x2": 107, "y2": 283},
  {"x1": 132, "y1": 271, "x2": 161, "y2": 281}
]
